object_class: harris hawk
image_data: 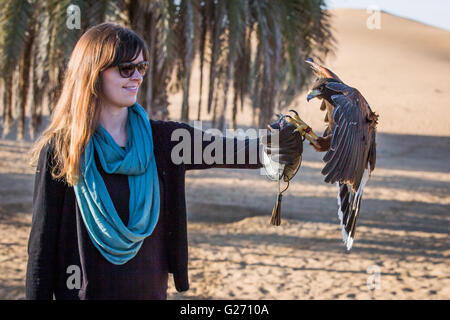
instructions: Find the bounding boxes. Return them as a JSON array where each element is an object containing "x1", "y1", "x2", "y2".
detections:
[{"x1": 284, "y1": 58, "x2": 379, "y2": 250}]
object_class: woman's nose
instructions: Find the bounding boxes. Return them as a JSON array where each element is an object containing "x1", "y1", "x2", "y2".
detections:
[{"x1": 130, "y1": 68, "x2": 143, "y2": 82}]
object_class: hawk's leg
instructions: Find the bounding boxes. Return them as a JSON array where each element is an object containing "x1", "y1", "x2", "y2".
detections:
[
  {"x1": 285, "y1": 110, "x2": 320, "y2": 146},
  {"x1": 286, "y1": 110, "x2": 332, "y2": 152},
  {"x1": 311, "y1": 135, "x2": 332, "y2": 152}
]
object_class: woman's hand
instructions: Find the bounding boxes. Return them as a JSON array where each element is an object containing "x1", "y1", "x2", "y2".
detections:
[{"x1": 260, "y1": 114, "x2": 304, "y2": 181}]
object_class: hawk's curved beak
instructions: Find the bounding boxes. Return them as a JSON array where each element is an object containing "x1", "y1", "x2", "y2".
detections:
[{"x1": 306, "y1": 89, "x2": 321, "y2": 102}]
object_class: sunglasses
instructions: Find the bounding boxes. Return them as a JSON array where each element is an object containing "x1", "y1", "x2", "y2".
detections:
[{"x1": 117, "y1": 61, "x2": 149, "y2": 78}]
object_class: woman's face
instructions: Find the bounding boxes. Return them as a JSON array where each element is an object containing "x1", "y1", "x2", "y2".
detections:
[{"x1": 100, "y1": 51, "x2": 144, "y2": 108}]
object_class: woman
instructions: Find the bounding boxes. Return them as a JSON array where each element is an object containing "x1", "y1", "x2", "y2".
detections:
[{"x1": 26, "y1": 23, "x2": 302, "y2": 300}]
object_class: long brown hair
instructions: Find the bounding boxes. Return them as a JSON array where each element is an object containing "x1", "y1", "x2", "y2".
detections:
[{"x1": 28, "y1": 23, "x2": 149, "y2": 187}]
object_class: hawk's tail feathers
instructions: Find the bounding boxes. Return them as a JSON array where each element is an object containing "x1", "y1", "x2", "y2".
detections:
[{"x1": 336, "y1": 167, "x2": 370, "y2": 251}]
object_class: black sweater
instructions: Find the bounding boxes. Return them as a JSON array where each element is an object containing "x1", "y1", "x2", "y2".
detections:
[{"x1": 25, "y1": 120, "x2": 263, "y2": 299}]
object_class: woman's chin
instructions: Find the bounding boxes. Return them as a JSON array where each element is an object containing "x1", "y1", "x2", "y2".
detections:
[{"x1": 117, "y1": 97, "x2": 137, "y2": 108}]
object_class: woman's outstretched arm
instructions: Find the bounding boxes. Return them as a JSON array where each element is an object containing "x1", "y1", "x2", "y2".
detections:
[
  {"x1": 165, "y1": 120, "x2": 301, "y2": 172},
  {"x1": 166, "y1": 121, "x2": 263, "y2": 170}
]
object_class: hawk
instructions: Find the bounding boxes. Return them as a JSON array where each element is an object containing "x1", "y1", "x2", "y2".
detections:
[{"x1": 286, "y1": 58, "x2": 379, "y2": 250}]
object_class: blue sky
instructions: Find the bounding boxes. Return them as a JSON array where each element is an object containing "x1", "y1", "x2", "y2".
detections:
[{"x1": 326, "y1": 0, "x2": 450, "y2": 31}]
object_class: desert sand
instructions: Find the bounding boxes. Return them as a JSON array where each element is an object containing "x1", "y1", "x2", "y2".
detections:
[{"x1": 0, "y1": 9, "x2": 449, "y2": 299}]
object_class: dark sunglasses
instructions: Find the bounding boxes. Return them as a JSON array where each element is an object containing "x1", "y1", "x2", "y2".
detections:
[{"x1": 117, "y1": 61, "x2": 149, "y2": 78}]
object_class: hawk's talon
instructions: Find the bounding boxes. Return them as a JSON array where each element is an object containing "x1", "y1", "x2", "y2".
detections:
[{"x1": 285, "y1": 110, "x2": 320, "y2": 146}]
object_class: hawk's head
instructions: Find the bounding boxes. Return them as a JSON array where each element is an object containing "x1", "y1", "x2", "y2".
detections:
[
  {"x1": 306, "y1": 77, "x2": 341, "y2": 102},
  {"x1": 305, "y1": 57, "x2": 343, "y2": 102}
]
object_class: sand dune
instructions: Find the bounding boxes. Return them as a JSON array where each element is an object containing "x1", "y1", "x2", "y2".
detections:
[{"x1": 0, "y1": 9, "x2": 449, "y2": 300}]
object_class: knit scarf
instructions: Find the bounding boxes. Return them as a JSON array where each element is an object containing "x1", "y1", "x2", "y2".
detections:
[{"x1": 73, "y1": 103, "x2": 160, "y2": 265}]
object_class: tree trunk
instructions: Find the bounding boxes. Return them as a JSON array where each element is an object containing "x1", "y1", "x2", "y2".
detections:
[
  {"x1": 2, "y1": 75, "x2": 13, "y2": 137},
  {"x1": 0, "y1": 78, "x2": 4, "y2": 124},
  {"x1": 211, "y1": 82, "x2": 219, "y2": 128},
  {"x1": 17, "y1": 27, "x2": 35, "y2": 141},
  {"x1": 30, "y1": 9, "x2": 50, "y2": 139},
  {"x1": 196, "y1": 2, "x2": 207, "y2": 121},
  {"x1": 231, "y1": 83, "x2": 238, "y2": 130},
  {"x1": 181, "y1": 0, "x2": 194, "y2": 123},
  {"x1": 145, "y1": 13, "x2": 155, "y2": 116}
]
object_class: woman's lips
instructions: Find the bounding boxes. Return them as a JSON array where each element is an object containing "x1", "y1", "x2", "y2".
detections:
[{"x1": 123, "y1": 86, "x2": 138, "y2": 93}]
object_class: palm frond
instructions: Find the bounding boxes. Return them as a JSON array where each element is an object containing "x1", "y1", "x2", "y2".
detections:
[{"x1": 0, "y1": 0, "x2": 33, "y2": 75}]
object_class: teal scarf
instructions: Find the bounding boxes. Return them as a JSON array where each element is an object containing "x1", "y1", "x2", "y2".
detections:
[{"x1": 73, "y1": 103, "x2": 160, "y2": 265}]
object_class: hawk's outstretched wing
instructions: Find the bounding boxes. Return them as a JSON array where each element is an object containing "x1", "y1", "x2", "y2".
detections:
[
  {"x1": 320, "y1": 81, "x2": 378, "y2": 250},
  {"x1": 321, "y1": 82, "x2": 377, "y2": 191}
]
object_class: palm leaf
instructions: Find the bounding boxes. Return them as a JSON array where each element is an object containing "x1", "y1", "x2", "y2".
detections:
[{"x1": 0, "y1": 0, "x2": 33, "y2": 75}]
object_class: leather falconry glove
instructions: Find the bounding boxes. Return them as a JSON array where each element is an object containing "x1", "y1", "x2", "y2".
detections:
[{"x1": 260, "y1": 114, "x2": 303, "y2": 225}]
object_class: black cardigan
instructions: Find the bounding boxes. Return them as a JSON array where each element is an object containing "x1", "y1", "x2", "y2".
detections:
[{"x1": 25, "y1": 120, "x2": 263, "y2": 299}]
